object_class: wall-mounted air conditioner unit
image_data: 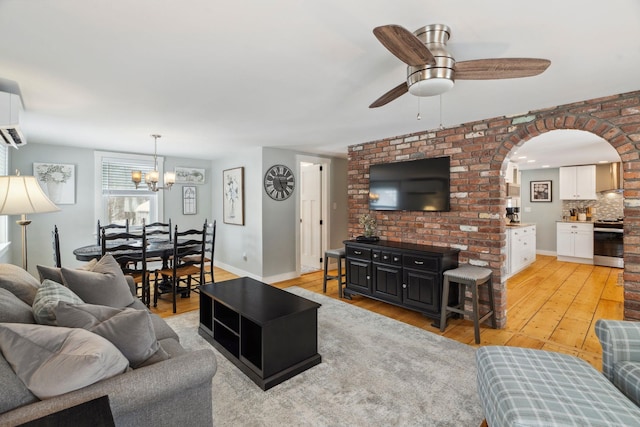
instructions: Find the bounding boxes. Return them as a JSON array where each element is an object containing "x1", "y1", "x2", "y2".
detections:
[{"x1": 0, "y1": 91, "x2": 25, "y2": 149}]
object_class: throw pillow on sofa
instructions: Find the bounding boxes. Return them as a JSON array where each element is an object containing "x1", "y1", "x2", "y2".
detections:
[
  {"x1": 61, "y1": 254, "x2": 134, "y2": 308},
  {"x1": 55, "y1": 301, "x2": 169, "y2": 368},
  {"x1": 0, "y1": 288, "x2": 35, "y2": 324},
  {"x1": 37, "y1": 258, "x2": 98, "y2": 283},
  {"x1": 0, "y1": 263, "x2": 41, "y2": 305},
  {"x1": 0, "y1": 323, "x2": 129, "y2": 399},
  {"x1": 32, "y1": 279, "x2": 84, "y2": 325}
]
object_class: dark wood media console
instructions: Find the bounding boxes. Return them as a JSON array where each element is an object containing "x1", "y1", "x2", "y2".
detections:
[
  {"x1": 343, "y1": 240, "x2": 460, "y2": 327},
  {"x1": 198, "y1": 277, "x2": 321, "y2": 390}
]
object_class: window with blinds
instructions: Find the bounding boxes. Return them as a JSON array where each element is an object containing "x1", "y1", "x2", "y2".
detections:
[{"x1": 99, "y1": 154, "x2": 161, "y2": 227}]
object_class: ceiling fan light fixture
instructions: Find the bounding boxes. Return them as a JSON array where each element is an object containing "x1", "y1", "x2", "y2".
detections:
[
  {"x1": 408, "y1": 78, "x2": 454, "y2": 97},
  {"x1": 407, "y1": 53, "x2": 455, "y2": 97},
  {"x1": 370, "y1": 23, "x2": 551, "y2": 107}
]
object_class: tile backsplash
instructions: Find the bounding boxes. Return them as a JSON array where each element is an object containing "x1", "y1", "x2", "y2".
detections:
[{"x1": 562, "y1": 192, "x2": 624, "y2": 220}]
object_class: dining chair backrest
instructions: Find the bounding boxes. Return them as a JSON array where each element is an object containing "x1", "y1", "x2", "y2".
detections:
[
  {"x1": 152, "y1": 224, "x2": 206, "y2": 313},
  {"x1": 52, "y1": 225, "x2": 62, "y2": 268},
  {"x1": 204, "y1": 219, "x2": 216, "y2": 282},
  {"x1": 144, "y1": 219, "x2": 172, "y2": 242},
  {"x1": 171, "y1": 224, "x2": 207, "y2": 286},
  {"x1": 97, "y1": 219, "x2": 130, "y2": 245},
  {"x1": 101, "y1": 227, "x2": 149, "y2": 305}
]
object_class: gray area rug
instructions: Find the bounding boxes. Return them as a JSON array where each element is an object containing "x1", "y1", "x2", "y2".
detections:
[{"x1": 165, "y1": 286, "x2": 484, "y2": 426}]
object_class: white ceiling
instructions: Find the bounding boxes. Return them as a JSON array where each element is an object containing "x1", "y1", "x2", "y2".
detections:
[
  {"x1": 512, "y1": 130, "x2": 622, "y2": 170},
  {"x1": 0, "y1": 0, "x2": 639, "y2": 163}
]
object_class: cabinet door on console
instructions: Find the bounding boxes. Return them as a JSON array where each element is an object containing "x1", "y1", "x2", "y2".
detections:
[
  {"x1": 346, "y1": 258, "x2": 371, "y2": 294},
  {"x1": 372, "y1": 263, "x2": 402, "y2": 303},
  {"x1": 346, "y1": 246, "x2": 372, "y2": 294},
  {"x1": 402, "y1": 268, "x2": 439, "y2": 313}
]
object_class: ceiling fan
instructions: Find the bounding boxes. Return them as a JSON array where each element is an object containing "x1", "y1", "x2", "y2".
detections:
[{"x1": 370, "y1": 24, "x2": 551, "y2": 108}]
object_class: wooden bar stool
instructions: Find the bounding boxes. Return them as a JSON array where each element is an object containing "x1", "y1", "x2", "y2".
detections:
[
  {"x1": 323, "y1": 248, "x2": 346, "y2": 298},
  {"x1": 440, "y1": 264, "x2": 496, "y2": 344}
]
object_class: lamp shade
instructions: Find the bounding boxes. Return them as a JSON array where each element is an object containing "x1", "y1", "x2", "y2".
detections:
[{"x1": 0, "y1": 174, "x2": 60, "y2": 215}]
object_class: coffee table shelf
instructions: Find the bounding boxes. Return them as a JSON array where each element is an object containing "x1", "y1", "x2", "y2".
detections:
[{"x1": 199, "y1": 277, "x2": 321, "y2": 390}]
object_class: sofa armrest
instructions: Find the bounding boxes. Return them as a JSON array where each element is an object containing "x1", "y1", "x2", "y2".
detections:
[
  {"x1": 0, "y1": 349, "x2": 217, "y2": 426},
  {"x1": 595, "y1": 319, "x2": 640, "y2": 381}
]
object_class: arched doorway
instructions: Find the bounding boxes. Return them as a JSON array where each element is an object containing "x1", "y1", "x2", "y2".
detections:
[
  {"x1": 505, "y1": 129, "x2": 622, "y2": 256},
  {"x1": 497, "y1": 111, "x2": 636, "y2": 322}
]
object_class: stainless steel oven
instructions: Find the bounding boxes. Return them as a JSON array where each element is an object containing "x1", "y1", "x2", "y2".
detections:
[{"x1": 593, "y1": 221, "x2": 624, "y2": 268}]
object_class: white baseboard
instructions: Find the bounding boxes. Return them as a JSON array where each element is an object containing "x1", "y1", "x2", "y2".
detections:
[
  {"x1": 536, "y1": 250, "x2": 556, "y2": 256},
  {"x1": 213, "y1": 261, "x2": 298, "y2": 284}
]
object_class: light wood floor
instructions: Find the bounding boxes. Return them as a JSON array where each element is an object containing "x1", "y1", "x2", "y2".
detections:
[{"x1": 150, "y1": 254, "x2": 624, "y2": 370}]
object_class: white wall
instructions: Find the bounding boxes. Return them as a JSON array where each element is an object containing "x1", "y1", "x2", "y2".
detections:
[
  {"x1": 329, "y1": 157, "x2": 349, "y2": 248},
  {"x1": 211, "y1": 147, "x2": 348, "y2": 283},
  {"x1": 211, "y1": 149, "x2": 264, "y2": 279},
  {"x1": 262, "y1": 148, "x2": 298, "y2": 280},
  {"x1": 521, "y1": 168, "x2": 562, "y2": 253}
]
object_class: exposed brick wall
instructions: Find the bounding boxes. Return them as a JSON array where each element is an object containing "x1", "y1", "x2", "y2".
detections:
[{"x1": 348, "y1": 90, "x2": 640, "y2": 326}]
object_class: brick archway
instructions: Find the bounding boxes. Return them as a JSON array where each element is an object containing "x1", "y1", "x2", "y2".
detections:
[{"x1": 496, "y1": 111, "x2": 640, "y2": 322}]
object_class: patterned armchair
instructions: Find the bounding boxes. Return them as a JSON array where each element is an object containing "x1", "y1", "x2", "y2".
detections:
[
  {"x1": 595, "y1": 319, "x2": 640, "y2": 407},
  {"x1": 476, "y1": 320, "x2": 640, "y2": 426}
]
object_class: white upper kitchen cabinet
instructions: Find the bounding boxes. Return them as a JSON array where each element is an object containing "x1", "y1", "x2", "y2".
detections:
[{"x1": 559, "y1": 165, "x2": 597, "y2": 200}]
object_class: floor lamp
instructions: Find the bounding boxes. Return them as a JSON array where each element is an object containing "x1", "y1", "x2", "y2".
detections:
[{"x1": 0, "y1": 171, "x2": 59, "y2": 270}]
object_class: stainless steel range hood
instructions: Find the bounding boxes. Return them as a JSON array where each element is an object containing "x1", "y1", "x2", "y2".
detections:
[{"x1": 596, "y1": 162, "x2": 622, "y2": 193}]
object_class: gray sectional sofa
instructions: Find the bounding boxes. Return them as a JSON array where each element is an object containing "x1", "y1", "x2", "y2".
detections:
[{"x1": 0, "y1": 260, "x2": 217, "y2": 426}]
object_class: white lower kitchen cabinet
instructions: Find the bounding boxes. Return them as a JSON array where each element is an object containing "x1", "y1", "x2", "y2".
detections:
[
  {"x1": 506, "y1": 224, "x2": 536, "y2": 278},
  {"x1": 557, "y1": 222, "x2": 593, "y2": 264}
]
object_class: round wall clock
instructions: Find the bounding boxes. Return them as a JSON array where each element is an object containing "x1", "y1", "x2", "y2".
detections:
[{"x1": 264, "y1": 164, "x2": 295, "y2": 200}]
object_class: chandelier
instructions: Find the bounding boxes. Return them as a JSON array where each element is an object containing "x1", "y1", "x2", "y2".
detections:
[{"x1": 131, "y1": 134, "x2": 175, "y2": 191}]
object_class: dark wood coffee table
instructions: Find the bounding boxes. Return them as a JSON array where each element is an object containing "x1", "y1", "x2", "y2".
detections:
[{"x1": 198, "y1": 277, "x2": 321, "y2": 390}]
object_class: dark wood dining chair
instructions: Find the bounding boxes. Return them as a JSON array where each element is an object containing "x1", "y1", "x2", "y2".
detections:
[
  {"x1": 143, "y1": 219, "x2": 172, "y2": 266},
  {"x1": 97, "y1": 219, "x2": 130, "y2": 245},
  {"x1": 144, "y1": 219, "x2": 172, "y2": 242},
  {"x1": 203, "y1": 220, "x2": 216, "y2": 283},
  {"x1": 101, "y1": 228, "x2": 149, "y2": 307},
  {"x1": 52, "y1": 225, "x2": 62, "y2": 268},
  {"x1": 153, "y1": 224, "x2": 206, "y2": 313},
  {"x1": 186, "y1": 219, "x2": 216, "y2": 287}
]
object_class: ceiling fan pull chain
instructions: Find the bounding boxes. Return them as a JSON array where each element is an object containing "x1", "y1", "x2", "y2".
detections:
[
  {"x1": 439, "y1": 95, "x2": 444, "y2": 130},
  {"x1": 417, "y1": 97, "x2": 422, "y2": 120}
]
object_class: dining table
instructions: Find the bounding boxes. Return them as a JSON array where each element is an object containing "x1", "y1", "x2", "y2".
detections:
[{"x1": 73, "y1": 238, "x2": 176, "y2": 268}]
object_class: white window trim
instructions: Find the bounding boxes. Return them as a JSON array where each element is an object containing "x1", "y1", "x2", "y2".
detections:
[
  {"x1": 94, "y1": 150, "x2": 165, "y2": 229},
  {"x1": 0, "y1": 145, "x2": 8, "y2": 245}
]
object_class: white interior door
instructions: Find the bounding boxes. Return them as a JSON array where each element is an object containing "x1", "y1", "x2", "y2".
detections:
[{"x1": 300, "y1": 163, "x2": 322, "y2": 271}]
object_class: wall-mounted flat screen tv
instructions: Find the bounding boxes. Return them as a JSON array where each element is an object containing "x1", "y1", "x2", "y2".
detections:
[{"x1": 368, "y1": 156, "x2": 450, "y2": 212}]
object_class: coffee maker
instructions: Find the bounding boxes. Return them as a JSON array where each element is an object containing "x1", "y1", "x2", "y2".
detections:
[{"x1": 506, "y1": 207, "x2": 520, "y2": 224}]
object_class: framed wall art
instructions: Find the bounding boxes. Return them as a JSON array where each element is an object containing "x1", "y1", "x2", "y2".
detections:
[
  {"x1": 174, "y1": 166, "x2": 206, "y2": 184},
  {"x1": 33, "y1": 162, "x2": 75, "y2": 204},
  {"x1": 530, "y1": 180, "x2": 552, "y2": 202},
  {"x1": 182, "y1": 186, "x2": 197, "y2": 215},
  {"x1": 223, "y1": 167, "x2": 244, "y2": 225}
]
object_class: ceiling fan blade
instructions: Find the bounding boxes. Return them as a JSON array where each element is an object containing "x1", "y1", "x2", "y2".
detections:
[
  {"x1": 373, "y1": 25, "x2": 435, "y2": 67},
  {"x1": 369, "y1": 82, "x2": 408, "y2": 108},
  {"x1": 455, "y1": 58, "x2": 551, "y2": 80}
]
